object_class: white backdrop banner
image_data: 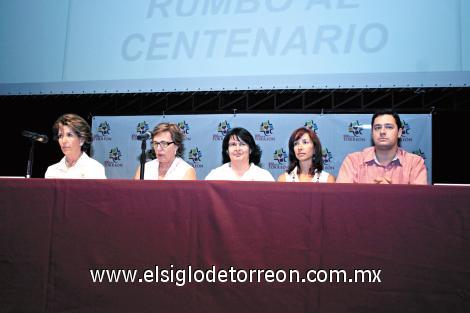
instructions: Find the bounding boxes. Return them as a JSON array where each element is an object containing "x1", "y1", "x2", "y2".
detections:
[{"x1": 91, "y1": 113, "x2": 432, "y2": 182}]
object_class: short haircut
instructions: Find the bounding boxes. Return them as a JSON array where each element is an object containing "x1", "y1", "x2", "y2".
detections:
[
  {"x1": 371, "y1": 109, "x2": 402, "y2": 130},
  {"x1": 53, "y1": 113, "x2": 92, "y2": 151},
  {"x1": 371, "y1": 109, "x2": 402, "y2": 146},
  {"x1": 152, "y1": 122, "x2": 185, "y2": 157}
]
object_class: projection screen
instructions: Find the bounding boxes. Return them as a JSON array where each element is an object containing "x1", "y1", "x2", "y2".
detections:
[{"x1": 1, "y1": 0, "x2": 469, "y2": 95}]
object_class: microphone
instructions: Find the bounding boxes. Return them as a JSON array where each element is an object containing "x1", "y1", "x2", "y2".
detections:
[
  {"x1": 137, "y1": 131, "x2": 152, "y2": 140},
  {"x1": 22, "y1": 130, "x2": 49, "y2": 143}
]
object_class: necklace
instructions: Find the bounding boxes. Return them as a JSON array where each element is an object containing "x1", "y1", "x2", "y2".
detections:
[{"x1": 290, "y1": 167, "x2": 321, "y2": 182}]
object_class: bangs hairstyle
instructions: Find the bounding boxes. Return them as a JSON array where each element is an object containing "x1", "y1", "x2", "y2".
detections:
[
  {"x1": 221, "y1": 127, "x2": 262, "y2": 165},
  {"x1": 287, "y1": 127, "x2": 324, "y2": 175},
  {"x1": 53, "y1": 113, "x2": 92, "y2": 151},
  {"x1": 152, "y1": 122, "x2": 185, "y2": 157}
]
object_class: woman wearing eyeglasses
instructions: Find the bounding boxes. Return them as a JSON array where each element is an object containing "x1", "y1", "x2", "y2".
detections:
[
  {"x1": 205, "y1": 127, "x2": 274, "y2": 181},
  {"x1": 278, "y1": 127, "x2": 335, "y2": 183},
  {"x1": 133, "y1": 122, "x2": 196, "y2": 180}
]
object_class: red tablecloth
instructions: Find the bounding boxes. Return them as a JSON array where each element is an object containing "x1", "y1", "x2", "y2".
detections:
[{"x1": 1, "y1": 179, "x2": 469, "y2": 313}]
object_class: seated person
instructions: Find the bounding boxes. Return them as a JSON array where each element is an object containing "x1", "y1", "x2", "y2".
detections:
[
  {"x1": 45, "y1": 113, "x2": 106, "y2": 179},
  {"x1": 278, "y1": 127, "x2": 335, "y2": 183},
  {"x1": 205, "y1": 127, "x2": 274, "y2": 181},
  {"x1": 134, "y1": 122, "x2": 196, "y2": 180},
  {"x1": 336, "y1": 109, "x2": 427, "y2": 184}
]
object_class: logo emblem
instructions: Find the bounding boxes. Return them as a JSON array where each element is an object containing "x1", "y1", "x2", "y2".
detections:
[
  {"x1": 401, "y1": 120, "x2": 411, "y2": 136},
  {"x1": 259, "y1": 120, "x2": 274, "y2": 135},
  {"x1": 109, "y1": 147, "x2": 123, "y2": 162},
  {"x1": 217, "y1": 121, "x2": 231, "y2": 136},
  {"x1": 273, "y1": 148, "x2": 288, "y2": 164},
  {"x1": 304, "y1": 120, "x2": 318, "y2": 132},
  {"x1": 188, "y1": 147, "x2": 202, "y2": 163},
  {"x1": 97, "y1": 121, "x2": 111, "y2": 136},
  {"x1": 268, "y1": 147, "x2": 288, "y2": 170},
  {"x1": 178, "y1": 121, "x2": 190, "y2": 135},
  {"x1": 322, "y1": 148, "x2": 333, "y2": 164},
  {"x1": 136, "y1": 121, "x2": 149, "y2": 134},
  {"x1": 348, "y1": 121, "x2": 363, "y2": 137}
]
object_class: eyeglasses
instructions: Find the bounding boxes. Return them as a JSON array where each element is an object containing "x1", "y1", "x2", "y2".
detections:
[
  {"x1": 151, "y1": 141, "x2": 174, "y2": 149},
  {"x1": 228, "y1": 142, "x2": 248, "y2": 149}
]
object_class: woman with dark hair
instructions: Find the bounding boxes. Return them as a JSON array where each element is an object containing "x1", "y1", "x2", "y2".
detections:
[
  {"x1": 134, "y1": 122, "x2": 196, "y2": 180},
  {"x1": 45, "y1": 113, "x2": 106, "y2": 179},
  {"x1": 205, "y1": 127, "x2": 274, "y2": 181},
  {"x1": 278, "y1": 127, "x2": 335, "y2": 183}
]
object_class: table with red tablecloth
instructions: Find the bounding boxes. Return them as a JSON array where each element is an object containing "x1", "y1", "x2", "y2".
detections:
[{"x1": 1, "y1": 179, "x2": 469, "y2": 313}]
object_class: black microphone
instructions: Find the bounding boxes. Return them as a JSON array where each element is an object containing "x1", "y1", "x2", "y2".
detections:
[
  {"x1": 137, "y1": 131, "x2": 152, "y2": 140},
  {"x1": 22, "y1": 130, "x2": 49, "y2": 143}
]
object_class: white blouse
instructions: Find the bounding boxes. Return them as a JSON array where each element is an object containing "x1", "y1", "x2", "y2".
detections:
[
  {"x1": 284, "y1": 167, "x2": 330, "y2": 183},
  {"x1": 143, "y1": 157, "x2": 193, "y2": 180},
  {"x1": 45, "y1": 152, "x2": 106, "y2": 179},
  {"x1": 205, "y1": 163, "x2": 275, "y2": 181}
]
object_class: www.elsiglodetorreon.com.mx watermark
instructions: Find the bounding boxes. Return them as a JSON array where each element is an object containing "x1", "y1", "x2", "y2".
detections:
[{"x1": 90, "y1": 265, "x2": 382, "y2": 287}]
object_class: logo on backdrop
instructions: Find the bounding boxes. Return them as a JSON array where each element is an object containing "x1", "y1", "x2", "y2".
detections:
[
  {"x1": 343, "y1": 120, "x2": 366, "y2": 142},
  {"x1": 177, "y1": 121, "x2": 191, "y2": 140},
  {"x1": 213, "y1": 120, "x2": 231, "y2": 141},
  {"x1": 269, "y1": 148, "x2": 288, "y2": 170},
  {"x1": 256, "y1": 120, "x2": 275, "y2": 141},
  {"x1": 304, "y1": 120, "x2": 319, "y2": 132},
  {"x1": 132, "y1": 121, "x2": 150, "y2": 140},
  {"x1": 322, "y1": 147, "x2": 335, "y2": 172},
  {"x1": 94, "y1": 121, "x2": 111, "y2": 141},
  {"x1": 412, "y1": 148, "x2": 426, "y2": 160},
  {"x1": 188, "y1": 147, "x2": 203, "y2": 168},
  {"x1": 105, "y1": 147, "x2": 124, "y2": 168},
  {"x1": 400, "y1": 120, "x2": 412, "y2": 142}
]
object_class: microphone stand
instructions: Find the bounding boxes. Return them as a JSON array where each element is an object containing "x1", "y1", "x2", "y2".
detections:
[
  {"x1": 139, "y1": 138, "x2": 147, "y2": 180},
  {"x1": 26, "y1": 139, "x2": 35, "y2": 178}
]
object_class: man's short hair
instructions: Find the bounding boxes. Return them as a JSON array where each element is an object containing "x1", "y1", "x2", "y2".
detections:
[{"x1": 371, "y1": 109, "x2": 402, "y2": 129}]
